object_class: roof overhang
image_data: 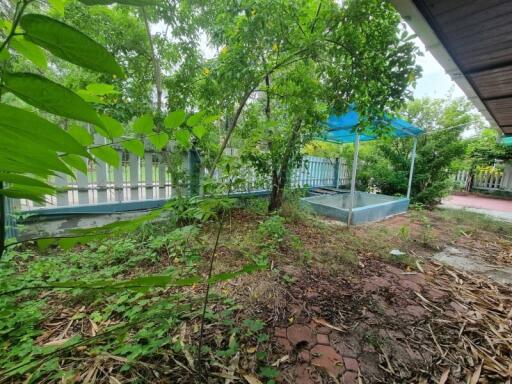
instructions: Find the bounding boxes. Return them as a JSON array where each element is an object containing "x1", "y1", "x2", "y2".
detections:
[{"x1": 391, "y1": 0, "x2": 512, "y2": 135}]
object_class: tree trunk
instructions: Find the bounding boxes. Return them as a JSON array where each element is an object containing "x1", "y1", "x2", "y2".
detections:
[
  {"x1": 268, "y1": 120, "x2": 302, "y2": 212},
  {"x1": 268, "y1": 169, "x2": 282, "y2": 212},
  {"x1": 465, "y1": 172, "x2": 474, "y2": 192},
  {"x1": 141, "y1": 8, "x2": 163, "y2": 116}
]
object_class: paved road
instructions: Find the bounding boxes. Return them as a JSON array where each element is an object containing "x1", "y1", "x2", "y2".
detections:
[{"x1": 441, "y1": 194, "x2": 512, "y2": 222}]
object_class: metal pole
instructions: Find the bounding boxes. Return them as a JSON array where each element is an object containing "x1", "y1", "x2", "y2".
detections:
[
  {"x1": 407, "y1": 137, "x2": 417, "y2": 199},
  {"x1": 333, "y1": 157, "x2": 340, "y2": 188},
  {"x1": 348, "y1": 133, "x2": 360, "y2": 226}
]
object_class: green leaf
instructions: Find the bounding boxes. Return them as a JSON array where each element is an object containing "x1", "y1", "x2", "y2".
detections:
[
  {"x1": 48, "y1": 0, "x2": 68, "y2": 15},
  {"x1": 78, "y1": 0, "x2": 157, "y2": 5},
  {"x1": 86, "y1": 83, "x2": 118, "y2": 95},
  {"x1": 0, "y1": 173, "x2": 53, "y2": 189},
  {"x1": 0, "y1": 47, "x2": 10, "y2": 62},
  {"x1": 204, "y1": 114, "x2": 220, "y2": 124},
  {"x1": 133, "y1": 114, "x2": 153, "y2": 134},
  {"x1": 2, "y1": 72, "x2": 104, "y2": 128},
  {"x1": 37, "y1": 238, "x2": 54, "y2": 251},
  {"x1": 91, "y1": 146, "x2": 120, "y2": 167},
  {"x1": 164, "y1": 110, "x2": 186, "y2": 129},
  {"x1": 0, "y1": 149, "x2": 74, "y2": 176},
  {"x1": 58, "y1": 237, "x2": 80, "y2": 250},
  {"x1": 75, "y1": 89, "x2": 104, "y2": 104},
  {"x1": 20, "y1": 14, "x2": 123, "y2": 77},
  {"x1": 149, "y1": 132, "x2": 168, "y2": 151},
  {"x1": 175, "y1": 129, "x2": 190, "y2": 148},
  {"x1": 121, "y1": 139, "x2": 145, "y2": 157},
  {"x1": 61, "y1": 154, "x2": 88, "y2": 174},
  {"x1": 0, "y1": 186, "x2": 53, "y2": 203},
  {"x1": 259, "y1": 367, "x2": 279, "y2": 379},
  {"x1": 9, "y1": 36, "x2": 47, "y2": 69},
  {"x1": 208, "y1": 264, "x2": 264, "y2": 284},
  {"x1": 0, "y1": 103, "x2": 89, "y2": 157},
  {"x1": 186, "y1": 111, "x2": 205, "y2": 127},
  {"x1": 192, "y1": 125, "x2": 207, "y2": 139},
  {"x1": 67, "y1": 125, "x2": 93, "y2": 146},
  {"x1": 99, "y1": 115, "x2": 124, "y2": 138}
]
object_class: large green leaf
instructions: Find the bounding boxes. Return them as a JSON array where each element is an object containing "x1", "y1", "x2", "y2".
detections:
[
  {"x1": 48, "y1": 0, "x2": 68, "y2": 15},
  {"x1": 9, "y1": 36, "x2": 47, "y2": 69},
  {"x1": 0, "y1": 48, "x2": 9, "y2": 62},
  {"x1": 99, "y1": 115, "x2": 124, "y2": 138},
  {"x1": 86, "y1": 83, "x2": 118, "y2": 95},
  {"x1": 192, "y1": 125, "x2": 207, "y2": 139},
  {"x1": 0, "y1": 147, "x2": 75, "y2": 176},
  {"x1": 149, "y1": 132, "x2": 168, "y2": 151},
  {"x1": 20, "y1": 14, "x2": 123, "y2": 77},
  {"x1": 2, "y1": 72, "x2": 104, "y2": 127},
  {"x1": 43, "y1": 263, "x2": 262, "y2": 290},
  {"x1": 121, "y1": 139, "x2": 144, "y2": 157},
  {"x1": 175, "y1": 129, "x2": 190, "y2": 148},
  {"x1": 0, "y1": 154, "x2": 57, "y2": 177},
  {"x1": 0, "y1": 186, "x2": 54, "y2": 203},
  {"x1": 0, "y1": 104, "x2": 89, "y2": 157},
  {"x1": 68, "y1": 125, "x2": 93, "y2": 146},
  {"x1": 61, "y1": 154, "x2": 88, "y2": 174},
  {"x1": 164, "y1": 109, "x2": 186, "y2": 129},
  {"x1": 0, "y1": 173, "x2": 53, "y2": 189},
  {"x1": 186, "y1": 111, "x2": 205, "y2": 127},
  {"x1": 91, "y1": 146, "x2": 120, "y2": 167},
  {"x1": 133, "y1": 114, "x2": 153, "y2": 134},
  {"x1": 75, "y1": 89, "x2": 104, "y2": 104},
  {"x1": 78, "y1": 0, "x2": 157, "y2": 5}
]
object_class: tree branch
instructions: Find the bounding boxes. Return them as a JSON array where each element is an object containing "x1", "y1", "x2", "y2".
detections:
[
  {"x1": 141, "y1": 7, "x2": 163, "y2": 117},
  {"x1": 0, "y1": 0, "x2": 29, "y2": 53}
]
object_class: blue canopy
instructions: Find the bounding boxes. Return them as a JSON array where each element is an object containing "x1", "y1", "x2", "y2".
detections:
[
  {"x1": 321, "y1": 108, "x2": 423, "y2": 143},
  {"x1": 501, "y1": 136, "x2": 512, "y2": 147}
]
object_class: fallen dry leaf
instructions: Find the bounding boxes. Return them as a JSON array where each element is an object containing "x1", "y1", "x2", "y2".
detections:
[{"x1": 242, "y1": 374, "x2": 263, "y2": 384}]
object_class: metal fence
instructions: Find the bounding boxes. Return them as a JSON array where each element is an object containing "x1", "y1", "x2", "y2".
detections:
[{"x1": 453, "y1": 165, "x2": 512, "y2": 192}]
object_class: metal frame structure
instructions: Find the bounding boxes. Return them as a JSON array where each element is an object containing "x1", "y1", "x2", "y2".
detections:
[
  {"x1": 321, "y1": 109, "x2": 423, "y2": 226},
  {"x1": 346, "y1": 134, "x2": 418, "y2": 226}
]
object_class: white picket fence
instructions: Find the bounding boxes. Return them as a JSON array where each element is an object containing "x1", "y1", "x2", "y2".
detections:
[
  {"x1": 10, "y1": 146, "x2": 349, "y2": 212},
  {"x1": 454, "y1": 164, "x2": 512, "y2": 192}
]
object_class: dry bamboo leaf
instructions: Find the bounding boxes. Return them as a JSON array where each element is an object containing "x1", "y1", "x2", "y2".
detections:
[
  {"x1": 438, "y1": 367, "x2": 450, "y2": 384},
  {"x1": 469, "y1": 362, "x2": 482, "y2": 384},
  {"x1": 312, "y1": 317, "x2": 346, "y2": 332},
  {"x1": 109, "y1": 376, "x2": 122, "y2": 384},
  {"x1": 43, "y1": 337, "x2": 71, "y2": 346},
  {"x1": 179, "y1": 323, "x2": 195, "y2": 370},
  {"x1": 242, "y1": 374, "x2": 263, "y2": 384}
]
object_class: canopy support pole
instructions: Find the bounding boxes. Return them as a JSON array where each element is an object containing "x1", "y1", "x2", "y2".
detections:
[
  {"x1": 348, "y1": 133, "x2": 360, "y2": 226},
  {"x1": 407, "y1": 137, "x2": 417, "y2": 200}
]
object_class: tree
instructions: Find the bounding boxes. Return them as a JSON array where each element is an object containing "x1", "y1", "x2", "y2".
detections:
[
  {"x1": 189, "y1": 0, "x2": 420, "y2": 211},
  {"x1": 463, "y1": 128, "x2": 512, "y2": 191},
  {"x1": 357, "y1": 97, "x2": 481, "y2": 205}
]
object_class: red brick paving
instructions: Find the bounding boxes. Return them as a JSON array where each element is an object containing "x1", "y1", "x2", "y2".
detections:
[{"x1": 444, "y1": 194, "x2": 512, "y2": 212}]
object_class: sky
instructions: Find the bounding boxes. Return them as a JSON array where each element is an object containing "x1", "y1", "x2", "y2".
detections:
[{"x1": 410, "y1": 36, "x2": 465, "y2": 100}]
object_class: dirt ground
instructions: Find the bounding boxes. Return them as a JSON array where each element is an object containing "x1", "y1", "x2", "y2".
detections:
[
  {"x1": 5, "y1": 205, "x2": 512, "y2": 383},
  {"x1": 216, "y1": 207, "x2": 512, "y2": 384}
]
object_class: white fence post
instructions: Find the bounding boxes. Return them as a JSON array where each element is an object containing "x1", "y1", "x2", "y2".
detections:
[
  {"x1": 129, "y1": 153, "x2": 139, "y2": 201},
  {"x1": 93, "y1": 134, "x2": 108, "y2": 204},
  {"x1": 55, "y1": 174, "x2": 69, "y2": 206}
]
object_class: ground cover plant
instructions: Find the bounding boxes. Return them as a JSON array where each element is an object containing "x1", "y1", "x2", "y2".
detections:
[
  {"x1": 2, "y1": 0, "x2": 511, "y2": 383},
  {"x1": 1, "y1": 198, "x2": 511, "y2": 383}
]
